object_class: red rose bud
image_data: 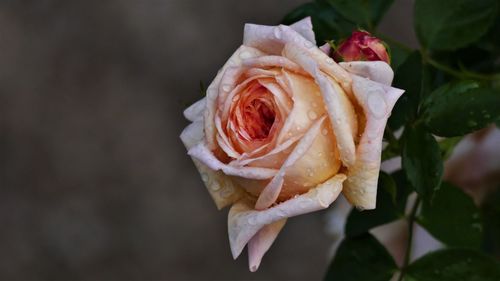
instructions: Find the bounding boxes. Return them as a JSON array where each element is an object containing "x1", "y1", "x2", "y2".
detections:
[{"x1": 333, "y1": 30, "x2": 390, "y2": 64}]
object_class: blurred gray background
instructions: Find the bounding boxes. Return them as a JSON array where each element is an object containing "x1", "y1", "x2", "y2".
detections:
[{"x1": 0, "y1": 0, "x2": 415, "y2": 280}]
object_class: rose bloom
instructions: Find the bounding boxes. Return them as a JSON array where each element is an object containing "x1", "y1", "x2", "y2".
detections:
[
  {"x1": 333, "y1": 30, "x2": 390, "y2": 64},
  {"x1": 181, "y1": 18, "x2": 404, "y2": 271}
]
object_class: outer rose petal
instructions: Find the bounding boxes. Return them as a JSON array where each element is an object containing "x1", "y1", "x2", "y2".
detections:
[
  {"x1": 339, "y1": 61, "x2": 394, "y2": 85},
  {"x1": 228, "y1": 173, "x2": 346, "y2": 260},
  {"x1": 181, "y1": 119, "x2": 244, "y2": 209},
  {"x1": 343, "y1": 75, "x2": 404, "y2": 209},
  {"x1": 248, "y1": 219, "x2": 286, "y2": 272},
  {"x1": 289, "y1": 17, "x2": 316, "y2": 45},
  {"x1": 242, "y1": 18, "x2": 352, "y2": 90},
  {"x1": 184, "y1": 98, "x2": 206, "y2": 122},
  {"x1": 283, "y1": 42, "x2": 358, "y2": 167}
]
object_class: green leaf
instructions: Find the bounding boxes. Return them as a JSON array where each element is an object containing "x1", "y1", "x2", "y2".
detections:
[
  {"x1": 402, "y1": 125, "x2": 443, "y2": 200},
  {"x1": 282, "y1": 2, "x2": 355, "y2": 43},
  {"x1": 345, "y1": 172, "x2": 400, "y2": 237},
  {"x1": 420, "y1": 81, "x2": 500, "y2": 137},
  {"x1": 324, "y1": 0, "x2": 394, "y2": 30},
  {"x1": 324, "y1": 233, "x2": 397, "y2": 281},
  {"x1": 391, "y1": 170, "x2": 412, "y2": 212},
  {"x1": 418, "y1": 182, "x2": 483, "y2": 248},
  {"x1": 389, "y1": 52, "x2": 423, "y2": 130},
  {"x1": 405, "y1": 248, "x2": 500, "y2": 281},
  {"x1": 481, "y1": 187, "x2": 500, "y2": 256},
  {"x1": 414, "y1": 0, "x2": 499, "y2": 50}
]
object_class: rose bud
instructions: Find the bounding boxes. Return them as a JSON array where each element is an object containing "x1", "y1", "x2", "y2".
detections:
[
  {"x1": 333, "y1": 30, "x2": 390, "y2": 64},
  {"x1": 180, "y1": 18, "x2": 404, "y2": 272}
]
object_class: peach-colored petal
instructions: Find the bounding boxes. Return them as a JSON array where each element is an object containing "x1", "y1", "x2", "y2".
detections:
[
  {"x1": 283, "y1": 43, "x2": 357, "y2": 167},
  {"x1": 275, "y1": 70, "x2": 327, "y2": 144},
  {"x1": 248, "y1": 219, "x2": 286, "y2": 272},
  {"x1": 340, "y1": 61, "x2": 394, "y2": 85},
  {"x1": 188, "y1": 143, "x2": 278, "y2": 180},
  {"x1": 205, "y1": 46, "x2": 265, "y2": 150},
  {"x1": 255, "y1": 116, "x2": 326, "y2": 210},
  {"x1": 343, "y1": 75, "x2": 404, "y2": 209},
  {"x1": 228, "y1": 173, "x2": 346, "y2": 259}
]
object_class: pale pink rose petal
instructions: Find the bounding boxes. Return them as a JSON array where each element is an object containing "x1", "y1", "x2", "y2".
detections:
[
  {"x1": 248, "y1": 219, "x2": 287, "y2": 272},
  {"x1": 228, "y1": 173, "x2": 346, "y2": 259},
  {"x1": 255, "y1": 116, "x2": 326, "y2": 210},
  {"x1": 319, "y1": 42, "x2": 331, "y2": 55},
  {"x1": 181, "y1": 120, "x2": 244, "y2": 209},
  {"x1": 184, "y1": 98, "x2": 206, "y2": 122},
  {"x1": 343, "y1": 75, "x2": 404, "y2": 209},
  {"x1": 283, "y1": 42, "x2": 358, "y2": 167},
  {"x1": 188, "y1": 142, "x2": 278, "y2": 180},
  {"x1": 290, "y1": 17, "x2": 316, "y2": 45},
  {"x1": 205, "y1": 46, "x2": 266, "y2": 150},
  {"x1": 340, "y1": 61, "x2": 394, "y2": 85},
  {"x1": 242, "y1": 55, "x2": 307, "y2": 75},
  {"x1": 243, "y1": 20, "x2": 351, "y2": 90}
]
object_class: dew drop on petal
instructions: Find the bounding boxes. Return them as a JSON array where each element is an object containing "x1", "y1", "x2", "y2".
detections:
[
  {"x1": 239, "y1": 51, "x2": 252, "y2": 59},
  {"x1": 273, "y1": 27, "x2": 282, "y2": 39},
  {"x1": 308, "y1": 110, "x2": 318, "y2": 120},
  {"x1": 326, "y1": 57, "x2": 334, "y2": 64},
  {"x1": 222, "y1": 84, "x2": 231, "y2": 92},
  {"x1": 322, "y1": 129, "x2": 328, "y2": 136}
]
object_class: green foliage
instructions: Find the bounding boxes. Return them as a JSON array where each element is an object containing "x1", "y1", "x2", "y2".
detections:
[
  {"x1": 414, "y1": 0, "x2": 499, "y2": 50},
  {"x1": 418, "y1": 183, "x2": 483, "y2": 248},
  {"x1": 389, "y1": 52, "x2": 423, "y2": 130},
  {"x1": 282, "y1": 1, "x2": 355, "y2": 44},
  {"x1": 402, "y1": 125, "x2": 443, "y2": 200},
  {"x1": 481, "y1": 188, "x2": 500, "y2": 256},
  {"x1": 281, "y1": 0, "x2": 500, "y2": 279},
  {"x1": 420, "y1": 81, "x2": 500, "y2": 137},
  {"x1": 324, "y1": 0, "x2": 394, "y2": 30},
  {"x1": 405, "y1": 249, "x2": 500, "y2": 281},
  {"x1": 324, "y1": 233, "x2": 397, "y2": 281}
]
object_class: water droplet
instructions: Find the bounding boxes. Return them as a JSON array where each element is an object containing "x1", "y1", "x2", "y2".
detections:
[
  {"x1": 220, "y1": 187, "x2": 233, "y2": 197},
  {"x1": 308, "y1": 110, "x2": 318, "y2": 120},
  {"x1": 304, "y1": 41, "x2": 314, "y2": 48},
  {"x1": 222, "y1": 84, "x2": 231, "y2": 92},
  {"x1": 307, "y1": 168, "x2": 314, "y2": 177},
  {"x1": 318, "y1": 152, "x2": 323, "y2": 157},
  {"x1": 311, "y1": 102, "x2": 318, "y2": 108},
  {"x1": 201, "y1": 173, "x2": 209, "y2": 183},
  {"x1": 273, "y1": 27, "x2": 282, "y2": 39},
  {"x1": 326, "y1": 58, "x2": 334, "y2": 64},
  {"x1": 210, "y1": 183, "x2": 221, "y2": 191},
  {"x1": 299, "y1": 199, "x2": 309, "y2": 209},
  {"x1": 239, "y1": 51, "x2": 252, "y2": 59},
  {"x1": 322, "y1": 129, "x2": 328, "y2": 136},
  {"x1": 277, "y1": 209, "x2": 286, "y2": 218},
  {"x1": 296, "y1": 126, "x2": 301, "y2": 131},
  {"x1": 232, "y1": 95, "x2": 239, "y2": 102},
  {"x1": 248, "y1": 216, "x2": 258, "y2": 225}
]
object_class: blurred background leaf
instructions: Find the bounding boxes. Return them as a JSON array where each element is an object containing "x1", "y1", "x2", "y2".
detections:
[
  {"x1": 418, "y1": 182, "x2": 483, "y2": 248},
  {"x1": 406, "y1": 249, "x2": 500, "y2": 281},
  {"x1": 324, "y1": 233, "x2": 397, "y2": 281}
]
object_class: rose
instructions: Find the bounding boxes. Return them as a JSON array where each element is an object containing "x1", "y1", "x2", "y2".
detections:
[
  {"x1": 333, "y1": 30, "x2": 390, "y2": 64},
  {"x1": 180, "y1": 17, "x2": 404, "y2": 271}
]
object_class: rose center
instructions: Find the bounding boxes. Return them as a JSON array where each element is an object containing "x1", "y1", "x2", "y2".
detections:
[{"x1": 242, "y1": 91, "x2": 276, "y2": 140}]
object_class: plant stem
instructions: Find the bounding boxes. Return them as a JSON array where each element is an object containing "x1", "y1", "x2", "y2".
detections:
[
  {"x1": 422, "y1": 53, "x2": 500, "y2": 81},
  {"x1": 397, "y1": 196, "x2": 421, "y2": 281}
]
